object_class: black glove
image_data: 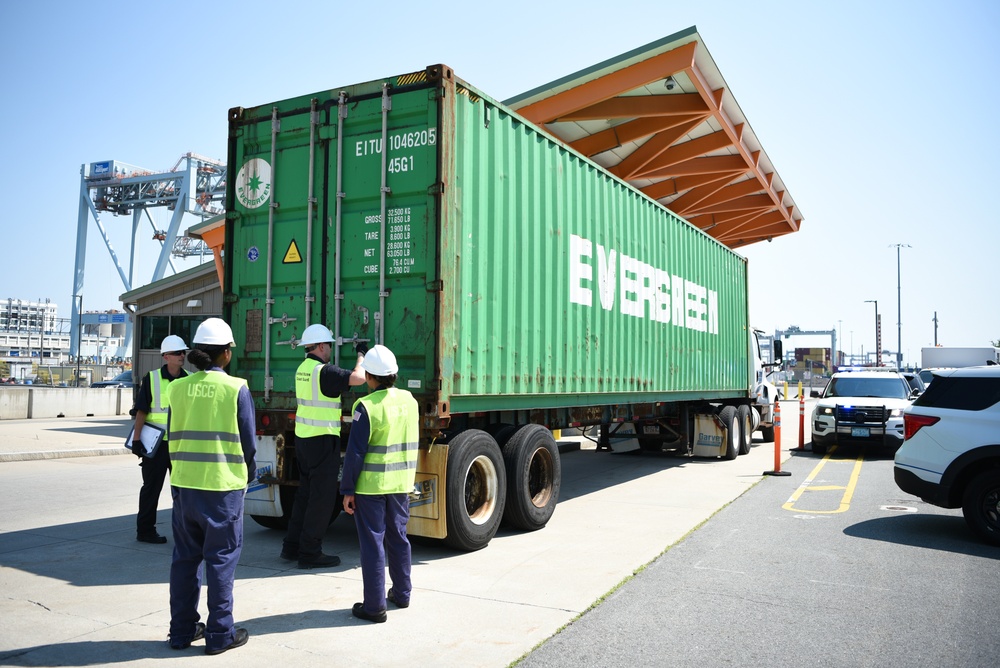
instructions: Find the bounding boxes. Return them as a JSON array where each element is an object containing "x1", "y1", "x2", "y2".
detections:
[{"x1": 355, "y1": 341, "x2": 369, "y2": 357}]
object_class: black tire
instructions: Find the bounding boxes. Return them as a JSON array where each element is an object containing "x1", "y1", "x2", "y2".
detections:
[
  {"x1": 760, "y1": 424, "x2": 776, "y2": 443},
  {"x1": 737, "y1": 405, "x2": 753, "y2": 455},
  {"x1": 443, "y1": 430, "x2": 506, "y2": 551},
  {"x1": 250, "y1": 483, "x2": 297, "y2": 530},
  {"x1": 720, "y1": 406, "x2": 738, "y2": 460},
  {"x1": 486, "y1": 423, "x2": 519, "y2": 448},
  {"x1": 962, "y1": 470, "x2": 1000, "y2": 546},
  {"x1": 501, "y1": 424, "x2": 561, "y2": 531},
  {"x1": 249, "y1": 484, "x2": 341, "y2": 530},
  {"x1": 813, "y1": 441, "x2": 827, "y2": 455}
]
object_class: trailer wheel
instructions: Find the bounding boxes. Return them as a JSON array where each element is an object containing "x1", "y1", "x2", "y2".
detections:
[
  {"x1": 719, "y1": 406, "x2": 739, "y2": 460},
  {"x1": 249, "y1": 485, "x2": 341, "y2": 530},
  {"x1": 444, "y1": 430, "x2": 506, "y2": 551},
  {"x1": 250, "y1": 484, "x2": 296, "y2": 530},
  {"x1": 760, "y1": 424, "x2": 776, "y2": 443},
  {"x1": 737, "y1": 405, "x2": 753, "y2": 455},
  {"x1": 501, "y1": 425, "x2": 561, "y2": 531}
]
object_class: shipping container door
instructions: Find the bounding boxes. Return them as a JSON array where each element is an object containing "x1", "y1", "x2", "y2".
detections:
[
  {"x1": 227, "y1": 100, "x2": 330, "y2": 406},
  {"x1": 332, "y1": 82, "x2": 440, "y2": 409}
]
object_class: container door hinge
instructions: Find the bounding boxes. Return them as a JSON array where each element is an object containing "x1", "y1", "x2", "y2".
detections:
[
  {"x1": 427, "y1": 280, "x2": 444, "y2": 292},
  {"x1": 427, "y1": 182, "x2": 445, "y2": 195}
]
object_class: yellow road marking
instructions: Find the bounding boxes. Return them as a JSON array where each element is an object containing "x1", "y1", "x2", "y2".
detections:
[{"x1": 782, "y1": 446, "x2": 865, "y2": 514}]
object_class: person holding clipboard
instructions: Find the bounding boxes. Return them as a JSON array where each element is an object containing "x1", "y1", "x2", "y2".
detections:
[{"x1": 129, "y1": 334, "x2": 189, "y2": 544}]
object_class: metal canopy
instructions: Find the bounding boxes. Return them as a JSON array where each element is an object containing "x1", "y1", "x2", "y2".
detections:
[{"x1": 505, "y1": 26, "x2": 802, "y2": 249}]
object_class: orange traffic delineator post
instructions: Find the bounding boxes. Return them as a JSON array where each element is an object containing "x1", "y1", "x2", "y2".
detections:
[
  {"x1": 764, "y1": 400, "x2": 791, "y2": 476},
  {"x1": 790, "y1": 393, "x2": 808, "y2": 452}
]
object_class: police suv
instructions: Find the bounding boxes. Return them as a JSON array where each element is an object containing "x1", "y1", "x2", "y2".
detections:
[{"x1": 810, "y1": 367, "x2": 918, "y2": 455}]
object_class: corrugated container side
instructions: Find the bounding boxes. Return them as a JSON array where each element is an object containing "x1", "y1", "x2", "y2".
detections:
[{"x1": 443, "y1": 80, "x2": 749, "y2": 413}]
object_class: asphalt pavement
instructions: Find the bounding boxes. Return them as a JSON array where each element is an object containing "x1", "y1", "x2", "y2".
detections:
[
  {"x1": 517, "y1": 444, "x2": 1000, "y2": 668},
  {"x1": 0, "y1": 407, "x2": 812, "y2": 667}
]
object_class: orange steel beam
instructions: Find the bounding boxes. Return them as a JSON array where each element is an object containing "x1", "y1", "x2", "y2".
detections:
[
  {"x1": 641, "y1": 172, "x2": 740, "y2": 201},
  {"x1": 671, "y1": 177, "x2": 766, "y2": 216},
  {"x1": 608, "y1": 118, "x2": 709, "y2": 179},
  {"x1": 689, "y1": 193, "x2": 775, "y2": 215},
  {"x1": 518, "y1": 42, "x2": 697, "y2": 125},
  {"x1": 641, "y1": 154, "x2": 748, "y2": 178},
  {"x1": 559, "y1": 93, "x2": 709, "y2": 121},
  {"x1": 622, "y1": 129, "x2": 735, "y2": 180},
  {"x1": 683, "y1": 64, "x2": 795, "y2": 233},
  {"x1": 569, "y1": 114, "x2": 705, "y2": 157},
  {"x1": 689, "y1": 214, "x2": 783, "y2": 241}
]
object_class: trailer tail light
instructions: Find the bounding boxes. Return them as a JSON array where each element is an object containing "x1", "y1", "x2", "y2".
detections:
[{"x1": 903, "y1": 413, "x2": 940, "y2": 440}]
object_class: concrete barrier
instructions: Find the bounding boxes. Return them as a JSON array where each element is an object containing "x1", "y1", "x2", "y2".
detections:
[
  {"x1": 0, "y1": 388, "x2": 30, "y2": 420},
  {"x1": 0, "y1": 388, "x2": 127, "y2": 419}
]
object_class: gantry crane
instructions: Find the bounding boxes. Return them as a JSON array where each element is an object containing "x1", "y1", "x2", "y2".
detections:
[{"x1": 71, "y1": 153, "x2": 226, "y2": 356}]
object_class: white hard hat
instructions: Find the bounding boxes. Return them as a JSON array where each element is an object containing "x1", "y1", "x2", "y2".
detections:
[
  {"x1": 300, "y1": 323, "x2": 334, "y2": 347},
  {"x1": 361, "y1": 344, "x2": 398, "y2": 376},
  {"x1": 160, "y1": 335, "x2": 188, "y2": 354},
  {"x1": 193, "y1": 318, "x2": 236, "y2": 347}
]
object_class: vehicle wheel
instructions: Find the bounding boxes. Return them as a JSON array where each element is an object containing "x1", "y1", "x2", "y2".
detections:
[
  {"x1": 501, "y1": 424, "x2": 561, "y2": 531},
  {"x1": 760, "y1": 424, "x2": 775, "y2": 443},
  {"x1": 486, "y1": 423, "x2": 519, "y2": 448},
  {"x1": 249, "y1": 484, "x2": 341, "y2": 530},
  {"x1": 813, "y1": 441, "x2": 827, "y2": 455},
  {"x1": 720, "y1": 406, "x2": 738, "y2": 460},
  {"x1": 444, "y1": 430, "x2": 506, "y2": 551},
  {"x1": 250, "y1": 484, "x2": 296, "y2": 530},
  {"x1": 962, "y1": 470, "x2": 1000, "y2": 546},
  {"x1": 737, "y1": 405, "x2": 753, "y2": 455}
]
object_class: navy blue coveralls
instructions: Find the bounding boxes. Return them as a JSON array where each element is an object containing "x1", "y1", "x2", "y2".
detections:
[
  {"x1": 341, "y1": 384, "x2": 413, "y2": 614},
  {"x1": 282, "y1": 359, "x2": 354, "y2": 559},
  {"x1": 167, "y1": 367, "x2": 256, "y2": 651}
]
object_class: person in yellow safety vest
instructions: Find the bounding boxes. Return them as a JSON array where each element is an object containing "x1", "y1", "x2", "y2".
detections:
[
  {"x1": 342, "y1": 344, "x2": 419, "y2": 623},
  {"x1": 281, "y1": 323, "x2": 367, "y2": 568},
  {"x1": 167, "y1": 318, "x2": 256, "y2": 655},
  {"x1": 130, "y1": 334, "x2": 189, "y2": 544}
]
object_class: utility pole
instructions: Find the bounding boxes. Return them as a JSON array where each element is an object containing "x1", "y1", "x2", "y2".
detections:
[
  {"x1": 865, "y1": 300, "x2": 879, "y2": 366},
  {"x1": 933, "y1": 311, "x2": 939, "y2": 346},
  {"x1": 890, "y1": 243, "x2": 911, "y2": 368}
]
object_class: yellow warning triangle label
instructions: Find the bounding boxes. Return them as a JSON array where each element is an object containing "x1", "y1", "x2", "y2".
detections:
[{"x1": 283, "y1": 239, "x2": 302, "y2": 264}]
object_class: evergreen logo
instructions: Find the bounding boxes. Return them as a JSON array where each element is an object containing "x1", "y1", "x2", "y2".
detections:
[{"x1": 236, "y1": 158, "x2": 271, "y2": 209}]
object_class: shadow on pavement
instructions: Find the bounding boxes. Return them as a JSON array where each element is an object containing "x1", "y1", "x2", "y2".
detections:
[{"x1": 844, "y1": 513, "x2": 1000, "y2": 559}]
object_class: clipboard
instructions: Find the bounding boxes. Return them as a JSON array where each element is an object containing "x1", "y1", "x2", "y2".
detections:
[{"x1": 125, "y1": 423, "x2": 166, "y2": 458}]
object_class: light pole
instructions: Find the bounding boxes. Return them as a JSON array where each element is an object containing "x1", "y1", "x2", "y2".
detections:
[
  {"x1": 890, "y1": 243, "x2": 911, "y2": 368},
  {"x1": 75, "y1": 295, "x2": 83, "y2": 387},
  {"x1": 864, "y1": 299, "x2": 879, "y2": 366}
]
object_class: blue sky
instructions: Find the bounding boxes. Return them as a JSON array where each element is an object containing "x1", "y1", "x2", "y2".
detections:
[{"x1": 2, "y1": 0, "x2": 998, "y2": 366}]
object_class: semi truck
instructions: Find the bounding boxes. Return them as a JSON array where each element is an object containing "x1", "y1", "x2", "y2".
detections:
[
  {"x1": 921, "y1": 346, "x2": 1000, "y2": 369},
  {"x1": 225, "y1": 65, "x2": 782, "y2": 551}
]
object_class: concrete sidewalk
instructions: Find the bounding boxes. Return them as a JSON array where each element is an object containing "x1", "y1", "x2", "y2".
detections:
[
  {"x1": 0, "y1": 407, "x2": 809, "y2": 666},
  {"x1": 0, "y1": 415, "x2": 133, "y2": 462}
]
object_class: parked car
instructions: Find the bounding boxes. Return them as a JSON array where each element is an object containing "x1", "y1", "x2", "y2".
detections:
[
  {"x1": 901, "y1": 371, "x2": 925, "y2": 395},
  {"x1": 894, "y1": 365, "x2": 1000, "y2": 546},
  {"x1": 810, "y1": 368, "x2": 917, "y2": 455},
  {"x1": 91, "y1": 370, "x2": 134, "y2": 389},
  {"x1": 918, "y1": 367, "x2": 950, "y2": 388}
]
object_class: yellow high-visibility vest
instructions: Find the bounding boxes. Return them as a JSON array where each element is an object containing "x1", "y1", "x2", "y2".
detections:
[{"x1": 353, "y1": 388, "x2": 419, "y2": 495}]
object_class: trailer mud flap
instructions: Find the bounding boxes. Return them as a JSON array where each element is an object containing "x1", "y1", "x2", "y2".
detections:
[
  {"x1": 692, "y1": 414, "x2": 726, "y2": 457},
  {"x1": 407, "y1": 443, "x2": 448, "y2": 539},
  {"x1": 245, "y1": 435, "x2": 285, "y2": 518}
]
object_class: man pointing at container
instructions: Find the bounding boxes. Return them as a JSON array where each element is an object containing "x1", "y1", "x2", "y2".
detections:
[{"x1": 281, "y1": 324, "x2": 366, "y2": 568}]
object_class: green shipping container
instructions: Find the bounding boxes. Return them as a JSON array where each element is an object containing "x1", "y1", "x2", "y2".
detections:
[{"x1": 224, "y1": 65, "x2": 750, "y2": 427}]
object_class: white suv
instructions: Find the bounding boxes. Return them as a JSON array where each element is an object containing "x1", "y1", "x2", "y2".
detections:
[
  {"x1": 894, "y1": 365, "x2": 1000, "y2": 546},
  {"x1": 811, "y1": 368, "x2": 916, "y2": 454}
]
